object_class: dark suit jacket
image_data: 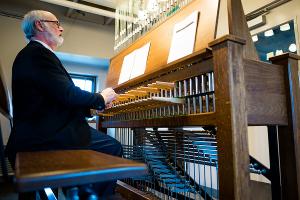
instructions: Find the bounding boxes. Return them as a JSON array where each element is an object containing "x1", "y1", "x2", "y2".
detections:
[{"x1": 5, "y1": 41, "x2": 105, "y2": 163}]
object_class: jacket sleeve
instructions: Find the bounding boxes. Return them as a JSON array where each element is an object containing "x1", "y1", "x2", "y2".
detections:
[{"x1": 31, "y1": 49, "x2": 106, "y2": 110}]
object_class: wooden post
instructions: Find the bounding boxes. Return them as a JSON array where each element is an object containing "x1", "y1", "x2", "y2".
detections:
[
  {"x1": 270, "y1": 53, "x2": 300, "y2": 200},
  {"x1": 209, "y1": 35, "x2": 250, "y2": 200},
  {"x1": 268, "y1": 126, "x2": 282, "y2": 199}
]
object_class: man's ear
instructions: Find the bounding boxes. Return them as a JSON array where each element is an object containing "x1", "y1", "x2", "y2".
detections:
[{"x1": 35, "y1": 20, "x2": 44, "y2": 32}]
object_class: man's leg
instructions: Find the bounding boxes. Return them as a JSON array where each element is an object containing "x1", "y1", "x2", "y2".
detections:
[
  {"x1": 87, "y1": 127, "x2": 123, "y2": 197},
  {"x1": 88, "y1": 127, "x2": 123, "y2": 157}
]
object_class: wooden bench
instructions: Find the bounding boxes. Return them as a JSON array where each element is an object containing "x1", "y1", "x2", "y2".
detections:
[{"x1": 15, "y1": 150, "x2": 147, "y2": 192}]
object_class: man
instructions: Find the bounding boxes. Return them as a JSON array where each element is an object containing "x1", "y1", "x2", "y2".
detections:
[{"x1": 5, "y1": 10, "x2": 122, "y2": 198}]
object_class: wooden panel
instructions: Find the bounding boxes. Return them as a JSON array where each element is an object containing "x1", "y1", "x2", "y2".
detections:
[
  {"x1": 15, "y1": 150, "x2": 147, "y2": 192},
  {"x1": 102, "y1": 112, "x2": 217, "y2": 128},
  {"x1": 107, "y1": 0, "x2": 219, "y2": 87},
  {"x1": 244, "y1": 59, "x2": 287, "y2": 125}
]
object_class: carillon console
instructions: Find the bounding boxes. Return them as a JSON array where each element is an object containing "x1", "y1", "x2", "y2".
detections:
[{"x1": 100, "y1": 0, "x2": 300, "y2": 199}]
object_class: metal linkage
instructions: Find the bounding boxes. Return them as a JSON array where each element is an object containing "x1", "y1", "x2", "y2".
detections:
[
  {"x1": 115, "y1": 127, "x2": 219, "y2": 200},
  {"x1": 249, "y1": 156, "x2": 271, "y2": 180}
]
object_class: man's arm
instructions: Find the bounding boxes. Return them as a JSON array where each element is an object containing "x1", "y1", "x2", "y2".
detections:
[{"x1": 32, "y1": 50, "x2": 106, "y2": 110}]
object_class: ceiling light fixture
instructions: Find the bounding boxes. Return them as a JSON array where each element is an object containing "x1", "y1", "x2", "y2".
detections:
[
  {"x1": 264, "y1": 29, "x2": 274, "y2": 37},
  {"x1": 275, "y1": 49, "x2": 283, "y2": 55},
  {"x1": 289, "y1": 43, "x2": 297, "y2": 52},
  {"x1": 280, "y1": 23, "x2": 290, "y2": 31}
]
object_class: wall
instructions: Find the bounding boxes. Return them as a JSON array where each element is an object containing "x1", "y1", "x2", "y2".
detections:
[{"x1": 0, "y1": 12, "x2": 115, "y2": 144}]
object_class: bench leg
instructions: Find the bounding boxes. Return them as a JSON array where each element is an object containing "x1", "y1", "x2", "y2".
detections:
[{"x1": 39, "y1": 188, "x2": 58, "y2": 200}]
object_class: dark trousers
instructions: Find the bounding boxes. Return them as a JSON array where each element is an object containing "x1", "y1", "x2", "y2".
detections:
[
  {"x1": 87, "y1": 127, "x2": 123, "y2": 157},
  {"x1": 84, "y1": 127, "x2": 123, "y2": 197}
]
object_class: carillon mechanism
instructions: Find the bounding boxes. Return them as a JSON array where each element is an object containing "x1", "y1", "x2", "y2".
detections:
[
  {"x1": 116, "y1": 127, "x2": 219, "y2": 200},
  {"x1": 104, "y1": 0, "x2": 300, "y2": 199},
  {"x1": 104, "y1": 73, "x2": 215, "y2": 121}
]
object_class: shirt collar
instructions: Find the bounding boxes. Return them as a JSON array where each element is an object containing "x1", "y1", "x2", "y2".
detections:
[{"x1": 31, "y1": 39, "x2": 54, "y2": 53}]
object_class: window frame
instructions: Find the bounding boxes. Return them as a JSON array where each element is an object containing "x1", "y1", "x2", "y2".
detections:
[{"x1": 69, "y1": 73, "x2": 97, "y2": 93}]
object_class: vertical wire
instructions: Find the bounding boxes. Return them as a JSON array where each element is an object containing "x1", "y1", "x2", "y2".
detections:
[{"x1": 210, "y1": 156, "x2": 213, "y2": 198}]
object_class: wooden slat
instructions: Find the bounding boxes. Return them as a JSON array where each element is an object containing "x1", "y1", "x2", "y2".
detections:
[
  {"x1": 15, "y1": 150, "x2": 147, "y2": 192},
  {"x1": 148, "y1": 81, "x2": 174, "y2": 89},
  {"x1": 126, "y1": 90, "x2": 148, "y2": 96},
  {"x1": 136, "y1": 87, "x2": 159, "y2": 93},
  {"x1": 101, "y1": 112, "x2": 217, "y2": 128},
  {"x1": 106, "y1": 97, "x2": 185, "y2": 114}
]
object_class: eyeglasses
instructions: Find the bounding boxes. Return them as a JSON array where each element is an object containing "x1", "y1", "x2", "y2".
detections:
[{"x1": 40, "y1": 20, "x2": 61, "y2": 28}]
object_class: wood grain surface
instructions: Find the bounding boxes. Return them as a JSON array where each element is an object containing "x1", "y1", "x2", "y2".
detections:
[{"x1": 15, "y1": 150, "x2": 147, "y2": 192}]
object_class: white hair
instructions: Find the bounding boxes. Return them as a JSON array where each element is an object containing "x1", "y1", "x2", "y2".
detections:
[{"x1": 21, "y1": 10, "x2": 48, "y2": 40}]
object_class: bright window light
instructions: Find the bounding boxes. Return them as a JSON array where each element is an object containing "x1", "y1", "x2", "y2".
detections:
[
  {"x1": 264, "y1": 29, "x2": 274, "y2": 37},
  {"x1": 70, "y1": 74, "x2": 96, "y2": 93},
  {"x1": 280, "y1": 23, "x2": 290, "y2": 31},
  {"x1": 252, "y1": 35, "x2": 258, "y2": 42},
  {"x1": 289, "y1": 43, "x2": 297, "y2": 52},
  {"x1": 73, "y1": 79, "x2": 93, "y2": 92}
]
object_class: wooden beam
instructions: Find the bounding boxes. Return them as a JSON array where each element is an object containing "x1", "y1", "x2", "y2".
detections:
[{"x1": 209, "y1": 35, "x2": 250, "y2": 200}]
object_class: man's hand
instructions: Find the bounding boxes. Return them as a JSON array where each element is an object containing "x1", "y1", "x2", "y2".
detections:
[
  {"x1": 100, "y1": 87, "x2": 117, "y2": 105},
  {"x1": 105, "y1": 102, "x2": 113, "y2": 109}
]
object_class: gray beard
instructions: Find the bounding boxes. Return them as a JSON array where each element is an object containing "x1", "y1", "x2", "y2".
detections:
[
  {"x1": 44, "y1": 27, "x2": 64, "y2": 47},
  {"x1": 48, "y1": 33, "x2": 64, "y2": 47}
]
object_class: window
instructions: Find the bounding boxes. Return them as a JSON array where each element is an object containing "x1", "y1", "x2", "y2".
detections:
[{"x1": 70, "y1": 74, "x2": 96, "y2": 93}]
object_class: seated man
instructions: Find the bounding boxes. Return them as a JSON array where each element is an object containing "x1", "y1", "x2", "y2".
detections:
[{"x1": 5, "y1": 10, "x2": 122, "y2": 198}]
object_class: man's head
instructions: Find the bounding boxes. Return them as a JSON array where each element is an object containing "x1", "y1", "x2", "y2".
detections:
[{"x1": 22, "y1": 10, "x2": 64, "y2": 50}]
